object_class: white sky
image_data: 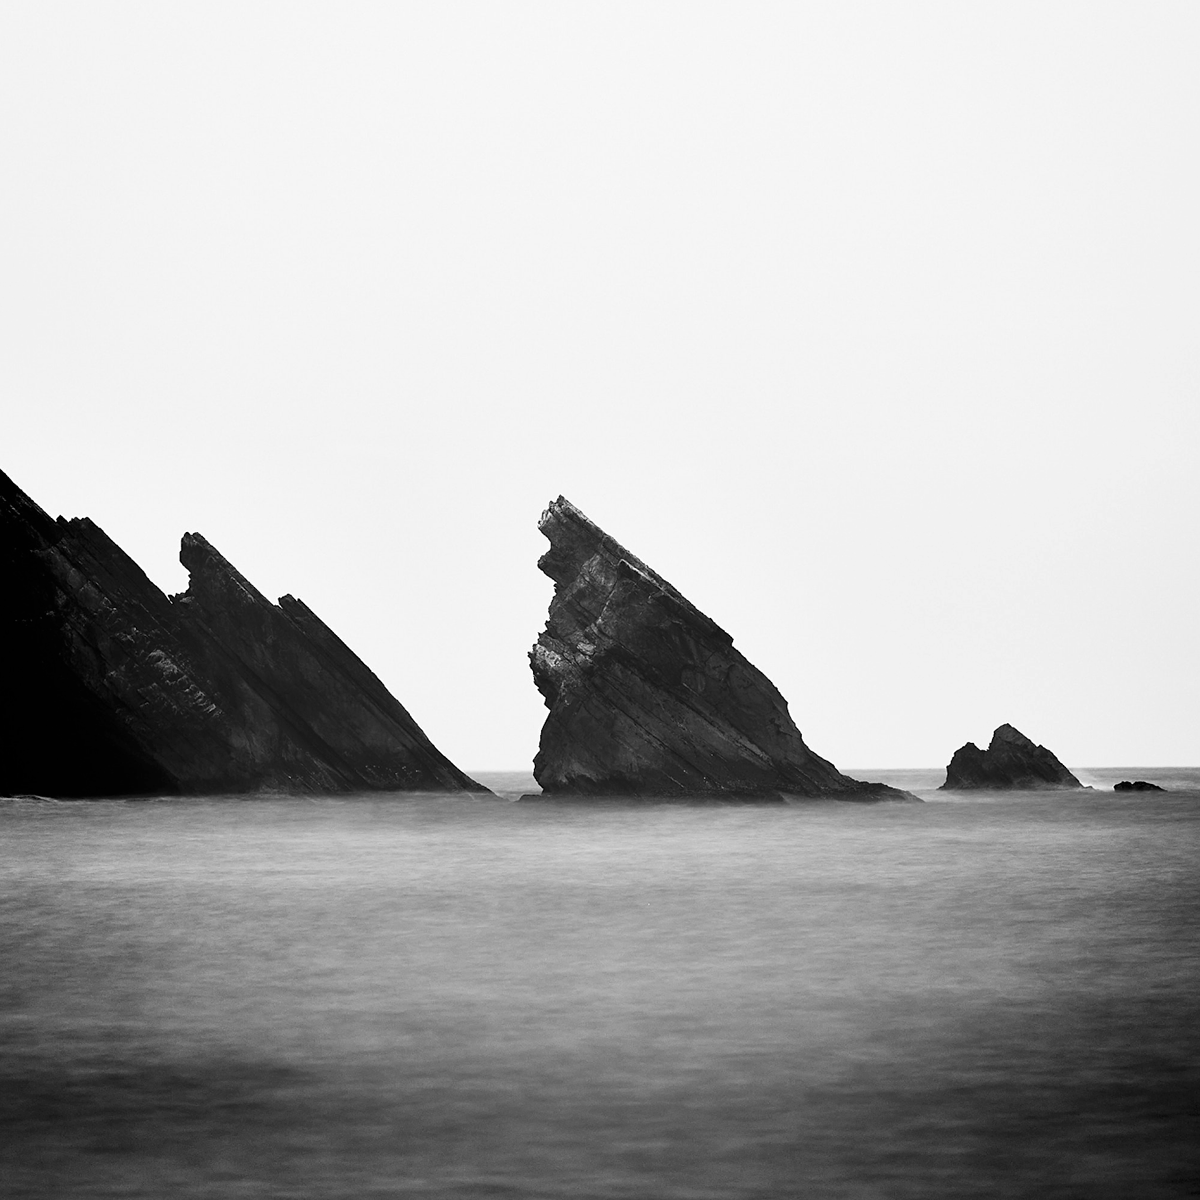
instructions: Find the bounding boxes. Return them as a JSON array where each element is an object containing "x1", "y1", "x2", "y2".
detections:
[{"x1": 2, "y1": 3, "x2": 1197, "y2": 769}]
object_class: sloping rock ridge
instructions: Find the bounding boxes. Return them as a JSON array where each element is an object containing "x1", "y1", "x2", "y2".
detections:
[
  {"x1": 1, "y1": 467, "x2": 484, "y2": 797},
  {"x1": 527, "y1": 496, "x2": 917, "y2": 801},
  {"x1": 940, "y1": 723, "x2": 1083, "y2": 790}
]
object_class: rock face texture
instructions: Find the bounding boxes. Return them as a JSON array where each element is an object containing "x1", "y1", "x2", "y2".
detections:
[
  {"x1": 528, "y1": 497, "x2": 916, "y2": 801},
  {"x1": 941, "y1": 724, "x2": 1082, "y2": 790},
  {"x1": 1114, "y1": 780, "x2": 1165, "y2": 792},
  {"x1": 1, "y1": 468, "x2": 484, "y2": 797}
]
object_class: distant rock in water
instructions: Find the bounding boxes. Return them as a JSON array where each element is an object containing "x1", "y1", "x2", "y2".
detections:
[
  {"x1": 1114, "y1": 780, "x2": 1166, "y2": 792},
  {"x1": 941, "y1": 724, "x2": 1083, "y2": 790},
  {"x1": 1, "y1": 467, "x2": 484, "y2": 797},
  {"x1": 527, "y1": 496, "x2": 917, "y2": 802}
]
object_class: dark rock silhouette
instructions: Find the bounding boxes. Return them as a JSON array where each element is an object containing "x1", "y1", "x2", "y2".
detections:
[
  {"x1": 1114, "y1": 780, "x2": 1166, "y2": 792},
  {"x1": 1, "y1": 467, "x2": 484, "y2": 797},
  {"x1": 941, "y1": 724, "x2": 1083, "y2": 790},
  {"x1": 527, "y1": 497, "x2": 917, "y2": 802}
]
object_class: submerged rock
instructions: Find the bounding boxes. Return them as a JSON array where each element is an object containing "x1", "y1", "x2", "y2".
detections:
[
  {"x1": 527, "y1": 497, "x2": 917, "y2": 802},
  {"x1": 941, "y1": 724, "x2": 1083, "y2": 790},
  {"x1": 1, "y1": 467, "x2": 484, "y2": 797},
  {"x1": 1114, "y1": 780, "x2": 1166, "y2": 792}
]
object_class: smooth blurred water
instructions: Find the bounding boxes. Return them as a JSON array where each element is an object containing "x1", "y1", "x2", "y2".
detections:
[{"x1": 2, "y1": 770, "x2": 1198, "y2": 1198}]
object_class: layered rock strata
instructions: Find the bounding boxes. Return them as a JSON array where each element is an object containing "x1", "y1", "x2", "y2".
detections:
[
  {"x1": 940, "y1": 724, "x2": 1082, "y2": 790},
  {"x1": 1, "y1": 467, "x2": 483, "y2": 797},
  {"x1": 527, "y1": 496, "x2": 916, "y2": 802}
]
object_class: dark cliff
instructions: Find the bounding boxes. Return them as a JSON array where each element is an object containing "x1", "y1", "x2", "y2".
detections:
[
  {"x1": 528, "y1": 497, "x2": 917, "y2": 802},
  {"x1": 1, "y1": 468, "x2": 484, "y2": 797},
  {"x1": 940, "y1": 724, "x2": 1082, "y2": 790}
]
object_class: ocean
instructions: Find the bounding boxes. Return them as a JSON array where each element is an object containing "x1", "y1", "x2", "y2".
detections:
[{"x1": 1, "y1": 768, "x2": 1197, "y2": 1198}]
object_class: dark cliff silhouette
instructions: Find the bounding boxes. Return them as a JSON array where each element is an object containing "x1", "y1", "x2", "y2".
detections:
[
  {"x1": 528, "y1": 497, "x2": 917, "y2": 802},
  {"x1": 941, "y1": 724, "x2": 1082, "y2": 790},
  {"x1": 1, "y1": 468, "x2": 484, "y2": 797}
]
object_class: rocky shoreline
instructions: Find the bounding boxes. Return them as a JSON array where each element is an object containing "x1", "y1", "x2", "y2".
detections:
[
  {"x1": 528, "y1": 497, "x2": 917, "y2": 803},
  {"x1": 941, "y1": 724, "x2": 1085, "y2": 791},
  {"x1": 4, "y1": 472, "x2": 1174, "y2": 802},
  {"x1": 1, "y1": 468, "x2": 484, "y2": 797}
]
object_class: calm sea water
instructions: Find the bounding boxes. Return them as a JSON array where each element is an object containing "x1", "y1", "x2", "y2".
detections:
[{"x1": 2, "y1": 768, "x2": 1198, "y2": 1198}]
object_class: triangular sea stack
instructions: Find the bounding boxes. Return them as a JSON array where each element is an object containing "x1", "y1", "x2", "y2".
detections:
[
  {"x1": 528, "y1": 497, "x2": 916, "y2": 801},
  {"x1": 1, "y1": 467, "x2": 484, "y2": 797},
  {"x1": 941, "y1": 724, "x2": 1083, "y2": 790}
]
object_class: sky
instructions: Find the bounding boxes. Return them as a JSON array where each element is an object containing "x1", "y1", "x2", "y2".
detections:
[{"x1": 2, "y1": 3, "x2": 1197, "y2": 770}]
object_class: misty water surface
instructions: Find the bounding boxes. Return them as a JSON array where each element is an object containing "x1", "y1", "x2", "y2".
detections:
[{"x1": 1, "y1": 769, "x2": 1197, "y2": 1198}]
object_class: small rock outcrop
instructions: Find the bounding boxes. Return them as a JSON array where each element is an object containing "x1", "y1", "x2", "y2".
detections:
[
  {"x1": 941, "y1": 724, "x2": 1083, "y2": 790},
  {"x1": 1114, "y1": 780, "x2": 1165, "y2": 792},
  {"x1": 527, "y1": 497, "x2": 916, "y2": 802},
  {"x1": 1, "y1": 467, "x2": 484, "y2": 797}
]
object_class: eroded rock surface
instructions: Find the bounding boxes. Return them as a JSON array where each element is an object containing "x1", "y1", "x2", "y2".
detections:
[
  {"x1": 1114, "y1": 780, "x2": 1165, "y2": 792},
  {"x1": 1, "y1": 467, "x2": 484, "y2": 797},
  {"x1": 941, "y1": 724, "x2": 1082, "y2": 790},
  {"x1": 528, "y1": 497, "x2": 916, "y2": 802}
]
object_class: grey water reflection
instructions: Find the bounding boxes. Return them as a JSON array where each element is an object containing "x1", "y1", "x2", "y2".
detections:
[{"x1": 1, "y1": 770, "x2": 1198, "y2": 1197}]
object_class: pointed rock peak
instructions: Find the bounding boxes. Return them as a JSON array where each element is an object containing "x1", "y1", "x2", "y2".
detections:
[
  {"x1": 529, "y1": 498, "x2": 916, "y2": 802},
  {"x1": 537, "y1": 496, "x2": 643, "y2": 585},
  {"x1": 536, "y1": 497, "x2": 728, "y2": 644},
  {"x1": 990, "y1": 723, "x2": 1036, "y2": 750},
  {"x1": 178, "y1": 532, "x2": 272, "y2": 610}
]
